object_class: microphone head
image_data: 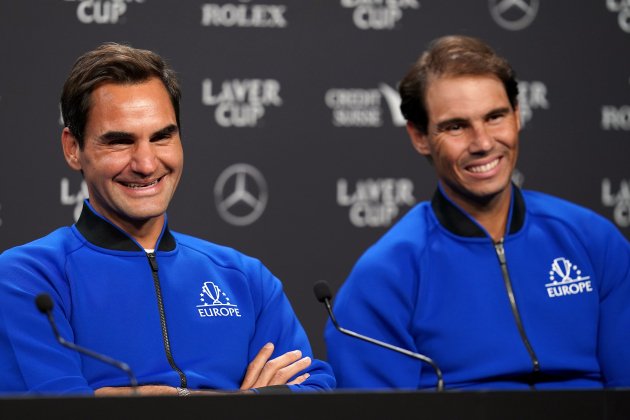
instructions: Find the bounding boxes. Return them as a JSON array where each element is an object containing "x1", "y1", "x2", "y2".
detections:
[
  {"x1": 313, "y1": 280, "x2": 333, "y2": 303},
  {"x1": 35, "y1": 293, "x2": 54, "y2": 314}
]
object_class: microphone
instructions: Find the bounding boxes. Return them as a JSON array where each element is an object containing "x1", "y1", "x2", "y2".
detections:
[
  {"x1": 313, "y1": 280, "x2": 444, "y2": 392},
  {"x1": 35, "y1": 293, "x2": 139, "y2": 392}
]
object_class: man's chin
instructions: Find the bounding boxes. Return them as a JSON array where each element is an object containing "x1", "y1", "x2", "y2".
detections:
[
  {"x1": 467, "y1": 185, "x2": 511, "y2": 205},
  {"x1": 117, "y1": 207, "x2": 168, "y2": 226}
]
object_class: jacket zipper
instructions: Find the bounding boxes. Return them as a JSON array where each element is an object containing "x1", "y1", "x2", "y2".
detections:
[
  {"x1": 146, "y1": 252, "x2": 187, "y2": 388},
  {"x1": 494, "y1": 239, "x2": 540, "y2": 383}
]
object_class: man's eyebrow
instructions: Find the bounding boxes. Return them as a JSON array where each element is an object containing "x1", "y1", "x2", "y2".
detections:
[
  {"x1": 97, "y1": 125, "x2": 179, "y2": 142},
  {"x1": 486, "y1": 107, "x2": 511, "y2": 117},
  {"x1": 100, "y1": 131, "x2": 135, "y2": 142},
  {"x1": 151, "y1": 124, "x2": 179, "y2": 140}
]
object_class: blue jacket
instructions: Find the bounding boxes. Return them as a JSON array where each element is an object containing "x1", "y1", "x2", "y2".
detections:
[
  {"x1": 0, "y1": 201, "x2": 335, "y2": 395},
  {"x1": 325, "y1": 186, "x2": 630, "y2": 390}
]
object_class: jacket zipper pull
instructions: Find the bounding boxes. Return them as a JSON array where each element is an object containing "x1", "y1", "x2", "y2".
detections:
[
  {"x1": 495, "y1": 238, "x2": 506, "y2": 265},
  {"x1": 146, "y1": 252, "x2": 158, "y2": 272}
]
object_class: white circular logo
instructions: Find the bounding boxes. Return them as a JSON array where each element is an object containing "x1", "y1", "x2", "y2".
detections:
[
  {"x1": 489, "y1": 0, "x2": 539, "y2": 31},
  {"x1": 214, "y1": 163, "x2": 268, "y2": 226}
]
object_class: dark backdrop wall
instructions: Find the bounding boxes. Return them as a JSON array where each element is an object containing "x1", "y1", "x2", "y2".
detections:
[{"x1": 1, "y1": 0, "x2": 629, "y2": 360}]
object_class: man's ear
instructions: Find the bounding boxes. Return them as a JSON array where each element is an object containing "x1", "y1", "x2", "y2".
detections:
[
  {"x1": 514, "y1": 104, "x2": 522, "y2": 132},
  {"x1": 406, "y1": 121, "x2": 431, "y2": 157},
  {"x1": 61, "y1": 127, "x2": 82, "y2": 171}
]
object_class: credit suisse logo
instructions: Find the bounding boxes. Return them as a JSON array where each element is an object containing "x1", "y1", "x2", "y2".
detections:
[{"x1": 325, "y1": 83, "x2": 405, "y2": 127}]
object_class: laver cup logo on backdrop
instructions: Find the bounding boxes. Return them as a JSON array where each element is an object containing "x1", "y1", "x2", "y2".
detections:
[
  {"x1": 602, "y1": 178, "x2": 630, "y2": 228},
  {"x1": 337, "y1": 178, "x2": 415, "y2": 227},
  {"x1": 63, "y1": 0, "x2": 145, "y2": 24},
  {"x1": 61, "y1": 178, "x2": 88, "y2": 222},
  {"x1": 325, "y1": 84, "x2": 405, "y2": 127},
  {"x1": 201, "y1": 1, "x2": 287, "y2": 28},
  {"x1": 340, "y1": 0, "x2": 420, "y2": 30},
  {"x1": 488, "y1": 0, "x2": 539, "y2": 31},
  {"x1": 606, "y1": 0, "x2": 630, "y2": 33},
  {"x1": 214, "y1": 163, "x2": 268, "y2": 226},
  {"x1": 202, "y1": 79, "x2": 282, "y2": 127},
  {"x1": 517, "y1": 81, "x2": 549, "y2": 128}
]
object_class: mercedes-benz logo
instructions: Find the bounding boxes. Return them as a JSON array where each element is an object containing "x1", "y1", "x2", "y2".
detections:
[
  {"x1": 214, "y1": 163, "x2": 268, "y2": 226},
  {"x1": 489, "y1": 0, "x2": 539, "y2": 31}
]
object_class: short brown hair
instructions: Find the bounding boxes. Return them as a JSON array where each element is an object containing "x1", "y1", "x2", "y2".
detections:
[
  {"x1": 399, "y1": 35, "x2": 519, "y2": 134},
  {"x1": 60, "y1": 42, "x2": 181, "y2": 148}
]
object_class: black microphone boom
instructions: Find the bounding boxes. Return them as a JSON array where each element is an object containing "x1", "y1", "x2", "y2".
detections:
[
  {"x1": 35, "y1": 293, "x2": 139, "y2": 391},
  {"x1": 314, "y1": 280, "x2": 444, "y2": 392}
]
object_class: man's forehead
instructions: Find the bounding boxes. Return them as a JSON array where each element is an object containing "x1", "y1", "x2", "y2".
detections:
[
  {"x1": 84, "y1": 79, "x2": 176, "y2": 133},
  {"x1": 425, "y1": 75, "x2": 509, "y2": 113},
  {"x1": 88, "y1": 79, "x2": 172, "y2": 112}
]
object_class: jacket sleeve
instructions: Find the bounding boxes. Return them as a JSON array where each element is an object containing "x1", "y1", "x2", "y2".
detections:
[
  {"x1": 246, "y1": 261, "x2": 336, "y2": 392},
  {"x1": 324, "y1": 241, "x2": 431, "y2": 390},
  {"x1": 0, "y1": 245, "x2": 95, "y2": 395},
  {"x1": 596, "y1": 223, "x2": 630, "y2": 387}
]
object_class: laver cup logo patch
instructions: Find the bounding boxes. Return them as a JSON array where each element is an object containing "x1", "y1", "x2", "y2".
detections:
[
  {"x1": 197, "y1": 281, "x2": 242, "y2": 318},
  {"x1": 545, "y1": 257, "x2": 593, "y2": 298}
]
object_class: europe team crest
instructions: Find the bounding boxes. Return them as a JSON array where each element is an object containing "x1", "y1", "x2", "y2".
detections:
[{"x1": 196, "y1": 281, "x2": 241, "y2": 318}]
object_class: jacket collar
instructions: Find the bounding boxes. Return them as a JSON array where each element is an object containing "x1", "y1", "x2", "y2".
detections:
[
  {"x1": 430, "y1": 184, "x2": 525, "y2": 238},
  {"x1": 75, "y1": 201, "x2": 176, "y2": 251}
]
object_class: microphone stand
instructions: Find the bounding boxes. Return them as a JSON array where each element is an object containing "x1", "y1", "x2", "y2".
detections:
[
  {"x1": 316, "y1": 281, "x2": 444, "y2": 392},
  {"x1": 36, "y1": 294, "x2": 139, "y2": 394}
]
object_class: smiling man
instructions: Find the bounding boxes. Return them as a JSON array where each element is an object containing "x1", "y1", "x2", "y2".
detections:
[
  {"x1": 325, "y1": 35, "x2": 630, "y2": 390},
  {"x1": 62, "y1": 78, "x2": 183, "y2": 249},
  {"x1": 0, "y1": 43, "x2": 334, "y2": 396}
]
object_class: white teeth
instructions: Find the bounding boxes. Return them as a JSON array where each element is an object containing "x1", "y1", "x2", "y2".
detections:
[
  {"x1": 124, "y1": 179, "x2": 159, "y2": 189},
  {"x1": 469, "y1": 159, "x2": 499, "y2": 173}
]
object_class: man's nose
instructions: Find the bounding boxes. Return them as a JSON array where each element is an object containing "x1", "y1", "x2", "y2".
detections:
[
  {"x1": 469, "y1": 123, "x2": 493, "y2": 153},
  {"x1": 130, "y1": 141, "x2": 158, "y2": 174}
]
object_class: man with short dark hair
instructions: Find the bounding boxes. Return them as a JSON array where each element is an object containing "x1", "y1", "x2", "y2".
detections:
[
  {"x1": 325, "y1": 35, "x2": 630, "y2": 390},
  {"x1": 0, "y1": 42, "x2": 335, "y2": 396}
]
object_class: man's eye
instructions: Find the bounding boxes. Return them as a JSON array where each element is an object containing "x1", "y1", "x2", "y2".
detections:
[
  {"x1": 108, "y1": 139, "x2": 133, "y2": 146},
  {"x1": 445, "y1": 123, "x2": 464, "y2": 132},
  {"x1": 488, "y1": 113, "x2": 505, "y2": 123},
  {"x1": 151, "y1": 135, "x2": 171, "y2": 142}
]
